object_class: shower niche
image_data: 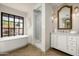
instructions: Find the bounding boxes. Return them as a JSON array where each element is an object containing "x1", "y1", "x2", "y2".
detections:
[{"x1": 33, "y1": 6, "x2": 42, "y2": 42}]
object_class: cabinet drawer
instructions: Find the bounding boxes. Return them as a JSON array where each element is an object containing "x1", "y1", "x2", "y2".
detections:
[
  {"x1": 68, "y1": 37, "x2": 76, "y2": 42},
  {"x1": 68, "y1": 42, "x2": 76, "y2": 47}
]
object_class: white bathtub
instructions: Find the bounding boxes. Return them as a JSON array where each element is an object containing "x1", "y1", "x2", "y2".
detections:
[{"x1": 0, "y1": 35, "x2": 29, "y2": 53}]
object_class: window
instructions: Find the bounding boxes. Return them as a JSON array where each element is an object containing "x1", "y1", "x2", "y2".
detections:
[{"x1": 1, "y1": 12, "x2": 24, "y2": 37}]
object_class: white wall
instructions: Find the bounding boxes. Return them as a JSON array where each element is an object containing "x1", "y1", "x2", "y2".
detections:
[
  {"x1": 45, "y1": 4, "x2": 53, "y2": 51},
  {"x1": 71, "y1": 4, "x2": 79, "y2": 32},
  {"x1": 41, "y1": 4, "x2": 46, "y2": 51},
  {"x1": 0, "y1": 4, "x2": 27, "y2": 37}
]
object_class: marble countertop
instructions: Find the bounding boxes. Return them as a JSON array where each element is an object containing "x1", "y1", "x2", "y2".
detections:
[{"x1": 51, "y1": 32, "x2": 79, "y2": 36}]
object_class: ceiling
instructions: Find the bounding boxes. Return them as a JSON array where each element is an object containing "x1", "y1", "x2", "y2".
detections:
[
  {"x1": 1, "y1": 3, "x2": 78, "y2": 13},
  {"x1": 0, "y1": 3, "x2": 63, "y2": 13},
  {"x1": 1, "y1": 3, "x2": 37, "y2": 13}
]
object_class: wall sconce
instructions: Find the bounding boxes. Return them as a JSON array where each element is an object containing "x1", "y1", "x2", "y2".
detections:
[
  {"x1": 51, "y1": 14, "x2": 56, "y2": 23},
  {"x1": 51, "y1": 16, "x2": 54, "y2": 20},
  {"x1": 74, "y1": 7, "x2": 79, "y2": 13},
  {"x1": 51, "y1": 16, "x2": 54, "y2": 23},
  {"x1": 74, "y1": 7, "x2": 79, "y2": 16}
]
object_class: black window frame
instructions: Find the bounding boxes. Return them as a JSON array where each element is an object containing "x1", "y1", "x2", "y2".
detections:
[{"x1": 1, "y1": 12, "x2": 24, "y2": 37}]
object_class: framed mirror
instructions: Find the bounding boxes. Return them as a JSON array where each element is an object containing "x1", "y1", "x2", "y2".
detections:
[{"x1": 57, "y1": 5, "x2": 72, "y2": 29}]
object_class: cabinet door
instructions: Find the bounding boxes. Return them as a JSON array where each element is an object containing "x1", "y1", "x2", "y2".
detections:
[
  {"x1": 51, "y1": 34, "x2": 57, "y2": 48},
  {"x1": 67, "y1": 36, "x2": 77, "y2": 55},
  {"x1": 77, "y1": 45, "x2": 79, "y2": 56},
  {"x1": 53, "y1": 35, "x2": 57, "y2": 48},
  {"x1": 57, "y1": 35, "x2": 67, "y2": 52},
  {"x1": 51, "y1": 34, "x2": 54, "y2": 47},
  {"x1": 76, "y1": 37, "x2": 79, "y2": 56}
]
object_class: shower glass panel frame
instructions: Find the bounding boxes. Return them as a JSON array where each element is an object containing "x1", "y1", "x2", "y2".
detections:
[{"x1": 33, "y1": 6, "x2": 42, "y2": 42}]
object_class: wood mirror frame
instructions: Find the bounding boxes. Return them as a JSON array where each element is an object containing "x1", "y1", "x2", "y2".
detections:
[{"x1": 57, "y1": 5, "x2": 72, "y2": 30}]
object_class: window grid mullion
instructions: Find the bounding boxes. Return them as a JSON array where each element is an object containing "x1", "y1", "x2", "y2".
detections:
[
  {"x1": 18, "y1": 17, "x2": 20, "y2": 35},
  {"x1": 13, "y1": 16, "x2": 15, "y2": 36},
  {"x1": 23, "y1": 17, "x2": 24, "y2": 35},
  {"x1": 1, "y1": 13, "x2": 3, "y2": 37},
  {"x1": 8, "y1": 14, "x2": 10, "y2": 36}
]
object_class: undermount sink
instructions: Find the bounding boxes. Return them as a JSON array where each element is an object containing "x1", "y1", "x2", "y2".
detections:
[{"x1": 70, "y1": 31, "x2": 78, "y2": 34}]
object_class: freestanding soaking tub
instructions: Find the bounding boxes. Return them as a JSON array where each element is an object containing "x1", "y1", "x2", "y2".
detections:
[{"x1": 0, "y1": 35, "x2": 29, "y2": 53}]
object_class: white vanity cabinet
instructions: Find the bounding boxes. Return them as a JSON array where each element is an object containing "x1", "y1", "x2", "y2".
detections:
[{"x1": 51, "y1": 33, "x2": 78, "y2": 56}]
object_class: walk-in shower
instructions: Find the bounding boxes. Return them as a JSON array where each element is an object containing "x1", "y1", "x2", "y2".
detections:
[{"x1": 33, "y1": 6, "x2": 42, "y2": 42}]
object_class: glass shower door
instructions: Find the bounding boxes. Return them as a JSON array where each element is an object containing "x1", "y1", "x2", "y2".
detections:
[{"x1": 33, "y1": 7, "x2": 42, "y2": 42}]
